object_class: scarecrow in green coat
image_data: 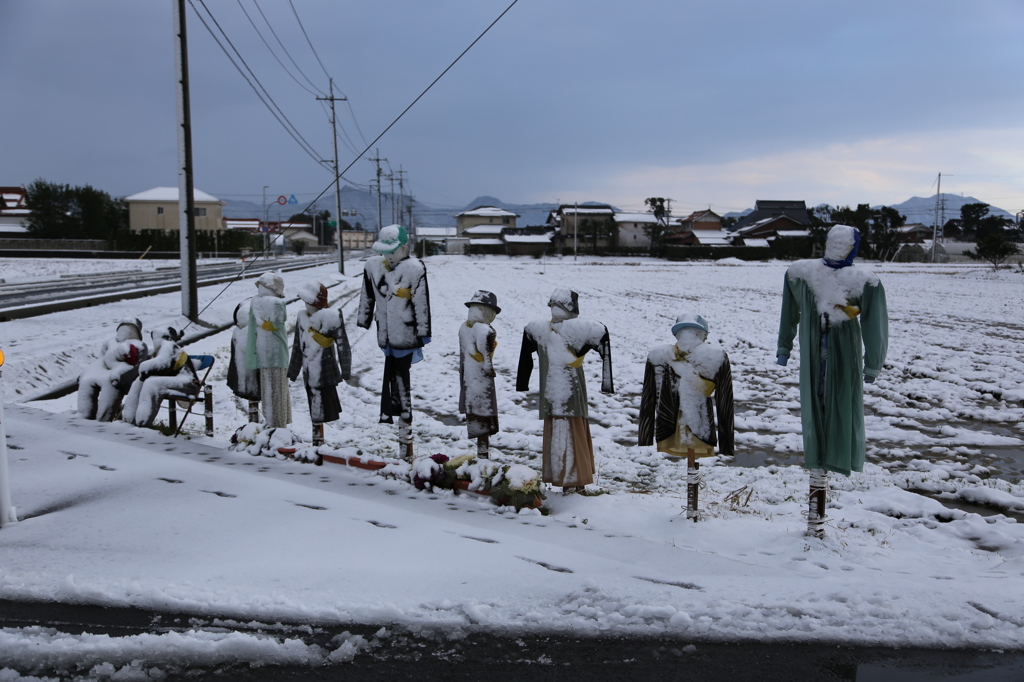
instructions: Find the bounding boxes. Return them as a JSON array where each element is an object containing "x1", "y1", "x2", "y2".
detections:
[{"x1": 777, "y1": 224, "x2": 888, "y2": 535}]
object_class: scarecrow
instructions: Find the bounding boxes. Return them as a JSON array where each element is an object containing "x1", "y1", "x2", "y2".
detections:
[
  {"x1": 777, "y1": 224, "x2": 889, "y2": 537},
  {"x1": 516, "y1": 288, "x2": 613, "y2": 494},
  {"x1": 77, "y1": 317, "x2": 148, "y2": 421},
  {"x1": 288, "y1": 281, "x2": 352, "y2": 446},
  {"x1": 356, "y1": 225, "x2": 431, "y2": 459},
  {"x1": 638, "y1": 313, "x2": 734, "y2": 520},
  {"x1": 247, "y1": 271, "x2": 292, "y2": 428},
  {"x1": 122, "y1": 326, "x2": 199, "y2": 427},
  {"x1": 226, "y1": 298, "x2": 260, "y2": 422},
  {"x1": 458, "y1": 290, "x2": 501, "y2": 459}
]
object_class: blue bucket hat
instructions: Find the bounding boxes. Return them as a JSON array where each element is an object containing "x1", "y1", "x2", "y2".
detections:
[{"x1": 671, "y1": 313, "x2": 709, "y2": 335}]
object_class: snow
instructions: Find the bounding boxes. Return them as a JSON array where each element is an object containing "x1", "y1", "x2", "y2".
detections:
[
  {"x1": 2, "y1": 256, "x2": 1024, "y2": 670},
  {"x1": 123, "y1": 187, "x2": 220, "y2": 204}
]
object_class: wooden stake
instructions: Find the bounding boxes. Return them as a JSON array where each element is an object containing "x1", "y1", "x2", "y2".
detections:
[
  {"x1": 312, "y1": 423, "x2": 325, "y2": 447},
  {"x1": 247, "y1": 400, "x2": 259, "y2": 423},
  {"x1": 807, "y1": 468, "x2": 828, "y2": 538},
  {"x1": 686, "y1": 448, "x2": 700, "y2": 521}
]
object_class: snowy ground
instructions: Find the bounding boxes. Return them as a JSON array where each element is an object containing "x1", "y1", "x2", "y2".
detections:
[{"x1": 2, "y1": 255, "x2": 1024, "y2": 676}]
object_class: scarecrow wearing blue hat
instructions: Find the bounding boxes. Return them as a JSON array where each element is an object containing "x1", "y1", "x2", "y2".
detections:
[
  {"x1": 357, "y1": 225, "x2": 432, "y2": 460},
  {"x1": 639, "y1": 312, "x2": 734, "y2": 520},
  {"x1": 777, "y1": 224, "x2": 889, "y2": 537}
]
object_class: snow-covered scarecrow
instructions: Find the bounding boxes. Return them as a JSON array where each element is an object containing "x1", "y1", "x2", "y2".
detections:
[
  {"x1": 122, "y1": 326, "x2": 199, "y2": 427},
  {"x1": 638, "y1": 313, "x2": 734, "y2": 520},
  {"x1": 356, "y1": 225, "x2": 431, "y2": 460},
  {"x1": 247, "y1": 272, "x2": 292, "y2": 428},
  {"x1": 226, "y1": 298, "x2": 260, "y2": 422},
  {"x1": 288, "y1": 281, "x2": 352, "y2": 446},
  {"x1": 516, "y1": 288, "x2": 613, "y2": 494},
  {"x1": 458, "y1": 290, "x2": 501, "y2": 459},
  {"x1": 777, "y1": 224, "x2": 889, "y2": 537},
  {"x1": 77, "y1": 318, "x2": 148, "y2": 421}
]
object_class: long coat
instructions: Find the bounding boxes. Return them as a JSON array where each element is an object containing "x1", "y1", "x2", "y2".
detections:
[
  {"x1": 459, "y1": 320, "x2": 498, "y2": 418},
  {"x1": 227, "y1": 303, "x2": 260, "y2": 401},
  {"x1": 246, "y1": 294, "x2": 289, "y2": 369},
  {"x1": 288, "y1": 307, "x2": 352, "y2": 423},
  {"x1": 638, "y1": 343, "x2": 734, "y2": 455},
  {"x1": 777, "y1": 258, "x2": 889, "y2": 476},
  {"x1": 357, "y1": 255, "x2": 431, "y2": 350},
  {"x1": 516, "y1": 318, "x2": 613, "y2": 418}
]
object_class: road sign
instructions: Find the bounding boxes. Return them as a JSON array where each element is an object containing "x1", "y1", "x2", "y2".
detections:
[
  {"x1": 287, "y1": 195, "x2": 298, "y2": 205},
  {"x1": 276, "y1": 196, "x2": 288, "y2": 205},
  {"x1": 328, "y1": 220, "x2": 337, "y2": 228}
]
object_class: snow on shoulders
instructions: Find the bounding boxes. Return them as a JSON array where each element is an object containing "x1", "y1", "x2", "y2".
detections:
[
  {"x1": 787, "y1": 259, "x2": 880, "y2": 320},
  {"x1": 646, "y1": 344, "x2": 677, "y2": 365}
]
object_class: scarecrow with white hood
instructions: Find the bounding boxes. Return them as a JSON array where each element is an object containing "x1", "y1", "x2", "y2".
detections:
[
  {"x1": 516, "y1": 288, "x2": 613, "y2": 494},
  {"x1": 639, "y1": 313, "x2": 734, "y2": 519},
  {"x1": 777, "y1": 224, "x2": 889, "y2": 537},
  {"x1": 247, "y1": 272, "x2": 292, "y2": 428},
  {"x1": 458, "y1": 290, "x2": 501, "y2": 459},
  {"x1": 289, "y1": 281, "x2": 352, "y2": 446},
  {"x1": 357, "y1": 225, "x2": 431, "y2": 459}
]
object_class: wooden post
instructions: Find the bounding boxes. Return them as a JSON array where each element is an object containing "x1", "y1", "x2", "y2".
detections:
[
  {"x1": 203, "y1": 385, "x2": 213, "y2": 437},
  {"x1": 247, "y1": 400, "x2": 259, "y2": 423},
  {"x1": 167, "y1": 399, "x2": 177, "y2": 432},
  {"x1": 686, "y1": 448, "x2": 700, "y2": 521},
  {"x1": 398, "y1": 419, "x2": 413, "y2": 461},
  {"x1": 476, "y1": 434, "x2": 490, "y2": 459},
  {"x1": 313, "y1": 423, "x2": 324, "y2": 447},
  {"x1": 807, "y1": 468, "x2": 828, "y2": 538}
]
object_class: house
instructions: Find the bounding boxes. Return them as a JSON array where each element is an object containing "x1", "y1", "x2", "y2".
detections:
[
  {"x1": 730, "y1": 214, "x2": 809, "y2": 243},
  {"x1": 416, "y1": 226, "x2": 466, "y2": 254},
  {"x1": 223, "y1": 218, "x2": 262, "y2": 232},
  {"x1": 547, "y1": 204, "x2": 617, "y2": 250},
  {"x1": 501, "y1": 229, "x2": 555, "y2": 257},
  {"x1": 125, "y1": 187, "x2": 224, "y2": 232},
  {"x1": 613, "y1": 212, "x2": 659, "y2": 249},
  {"x1": 0, "y1": 186, "x2": 30, "y2": 236},
  {"x1": 455, "y1": 206, "x2": 518, "y2": 236},
  {"x1": 664, "y1": 209, "x2": 731, "y2": 246},
  {"x1": 899, "y1": 223, "x2": 935, "y2": 243},
  {"x1": 731, "y1": 200, "x2": 809, "y2": 232}
]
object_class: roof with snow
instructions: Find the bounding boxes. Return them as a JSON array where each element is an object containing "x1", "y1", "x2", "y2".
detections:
[
  {"x1": 469, "y1": 238, "x2": 504, "y2": 246},
  {"x1": 614, "y1": 212, "x2": 660, "y2": 223},
  {"x1": 688, "y1": 229, "x2": 731, "y2": 245},
  {"x1": 456, "y1": 206, "x2": 518, "y2": 218},
  {"x1": 463, "y1": 224, "x2": 504, "y2": 236},
  {"x1": 741, "y1": 238, "x2": 770, "y2": 248},
  {"x1": 416, "y1": 227, "x2": 458, "y2": 238},
  {"x1": 125, "y1": 187, "x2": 222, "y2": 204},
  {"x1": 503, "y1": 233, "x2": 554, "y2": 244}
]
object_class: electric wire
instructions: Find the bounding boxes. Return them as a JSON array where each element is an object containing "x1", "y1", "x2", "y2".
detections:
[
  {"x1": 288, "y1": 0, "x2": 333, "y2": 83},
  {"x1": 235, "y1": 0, "x2": 323, "y2": 97},
  {"x1": 189, "y1": 0, "x2": 331, "y2": 171},
  {"x1": 252, "y1": 0, "x2": 326, "y2": 97},
  {"x1": 183, "y1": 0, "x2": 521, "y2": 329}
]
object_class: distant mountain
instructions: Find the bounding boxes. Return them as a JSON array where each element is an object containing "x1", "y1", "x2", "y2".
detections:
[{"x1": 882, "y1": 195, "x2": 1015, "y2": 225}]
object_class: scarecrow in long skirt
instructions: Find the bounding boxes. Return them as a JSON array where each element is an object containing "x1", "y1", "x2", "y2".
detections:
[
  {"x1": 227, "y1": 298, "x2": 260, "y2": 422},
  {"x1": 288, "y1": 281, "x2": 352, "y2": 446},
  {"x1": 458, "y1": 290, "x2": 501, "y2": 459},
  {"x1": 777, "y1": 224, "x2": 889, "y2": 537},
  {"x1": 639, "y1": 313, "x2": 734, "y2": 519},
  {"x1": 122, "y1": 326, "x2": 199, "y2": 427},
  {"x1": 247, "y1": 272, "x2": 292, "y2": 428},
  {"x1": 77, "y1": 317, "x2": 148, "y2": 421},
  {"x1": 356, "y1": 225, "x2": 431, "y2": 460},
  {"x1": 516, "y1": 288, "x2": 613, "y2": 494}
]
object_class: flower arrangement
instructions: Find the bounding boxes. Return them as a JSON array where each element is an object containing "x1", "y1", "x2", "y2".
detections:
[
  {"x1": 488, "y1": 464, "x2": 545, "y2": 511},
  {"x1": 409, "y1": 455, "x2": 544, "y2": 509}
]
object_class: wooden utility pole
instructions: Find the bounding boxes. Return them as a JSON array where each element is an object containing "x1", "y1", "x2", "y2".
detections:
[
  {"x1": 317, "y1": 79, "x2": 347, "y2": 274},
  {"x1": 173, "y1": 0, "x2": 198, "y2": 320}
]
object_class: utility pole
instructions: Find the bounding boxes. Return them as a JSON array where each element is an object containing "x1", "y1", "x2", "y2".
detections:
[
  {"x1": 173, "y1": 0, "x2": 198, "y2": 320},
  {"x1": 388, "y1": 172, "x2": 397, "y2": 224},
  {"x1": 368, "y1": 150, "x2": 387, "y2": 236},
  {"x1": 317, "y1": 79, "x2": 347, "y2": 274},
  {"x1": 932, "y1": 172, "x2": 942, "y2": 263},
  {"x1": 396, "y1": 167, "x2": 407, "y2": 226}
]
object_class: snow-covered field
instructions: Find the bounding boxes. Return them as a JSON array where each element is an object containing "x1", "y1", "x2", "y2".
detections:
[{"x1": 2, "y1": 255, "x2": 1024, "y2": 675}]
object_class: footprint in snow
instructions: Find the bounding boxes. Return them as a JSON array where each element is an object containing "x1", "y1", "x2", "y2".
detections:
[
  {"x1": 367, "y1": 520, "x2": 397, "y2": 529},
  {"x1": 462, "y1": 535, "x2": 499, "y2": 544},
  {"x1": 7, "y1": 444, "x2": 24, "y2": 450},
  {"x1": 201, "y1": 490, "x2": 237, "y2": 498},
  {"x1": 517, "y1": 557, "x2": 572, "y2": 573},
  {"x1": 60, "y1": 451, "x2": 88, "y2": 459},
  {"x1": 93, "y1": 464, "x2": 116, "y2": 472},
  {"x1": 158, "y1": 478, "x2": 183, "y2": 484},
  {"x1": 293, "y1": 502, "x2": 327, "y2": 511},
  {"x1": 634, "y1": 576, "x2": 701, "y2": 591}
]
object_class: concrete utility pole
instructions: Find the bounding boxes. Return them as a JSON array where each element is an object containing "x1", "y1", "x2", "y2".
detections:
[
  {"x1": 396, "y1": 167, "x2": 407, "y2": 226},
  {"x1": 931, "y1": 172, "x2": 942, "y2": 263},
  {"x1": 368, "y1": 150, "x2": 387, "y2": 236},
  {"x1": 317, "y1": 79, "x2": 347, "y2": 274},
  {"x1": 173, "y1": 0, "x2": 198, "y2": 320},
  {"x1": 0, "y1": 350, "x2": 14, "y2": 528}
]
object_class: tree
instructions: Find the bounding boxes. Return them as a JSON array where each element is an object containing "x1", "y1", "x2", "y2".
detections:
[
  {"x1": 959, "y1": 203, "x2": 990, "y2": 239},
  {"x1": 642, "y1": 197, "x2": 670, "y2": 255},
  {"x1": 831, "y1": 203, "x2": 873, "y2": 257},
  {"x1": 869, "y1": 206, "x2": 906, "y2": 262},
  {"x1": 966, "y1": 219, "x2": 1020, "y2": 269},
  {"x1": 25, "y1": 179, "x2": 127, "y2": 241}
]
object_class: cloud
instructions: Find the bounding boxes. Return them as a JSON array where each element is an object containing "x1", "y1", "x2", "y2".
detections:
[{"x1": 572, "y1": 128, "x2": 1024, "y2": 214}]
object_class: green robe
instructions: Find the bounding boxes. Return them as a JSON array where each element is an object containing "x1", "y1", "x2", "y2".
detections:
[{"x1": 777, "y1": 259, "x2": 888, "y2": 476}]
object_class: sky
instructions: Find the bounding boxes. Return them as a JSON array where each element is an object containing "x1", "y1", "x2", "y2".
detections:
[{"x1": 2, "y1": 0, "x2": 1023, "y2": 217}]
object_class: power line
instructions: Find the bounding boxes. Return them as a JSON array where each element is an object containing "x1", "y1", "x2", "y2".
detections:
[
  {"x1": 288, "y1": 0, "x2": 333, "y2": 83},
  {"x1": 251, "y1": 0, "x2": 325, "y2": 96},
  {"x1": 189, "y1": 0, "x2": 330, "y2": 171},
  {"x1": 235, "y1": 0, "x2": 323, "y2": 97}
]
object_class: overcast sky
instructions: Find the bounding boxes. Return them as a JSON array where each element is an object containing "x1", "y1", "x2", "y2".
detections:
[{"x1": 2, "y1": 0, "x2": 1022, "y2": 216}]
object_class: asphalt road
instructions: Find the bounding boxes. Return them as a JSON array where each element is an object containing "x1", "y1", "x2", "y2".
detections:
[{"x1": 2, "y1": 600, "x2": 1022, "y2": 680}]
